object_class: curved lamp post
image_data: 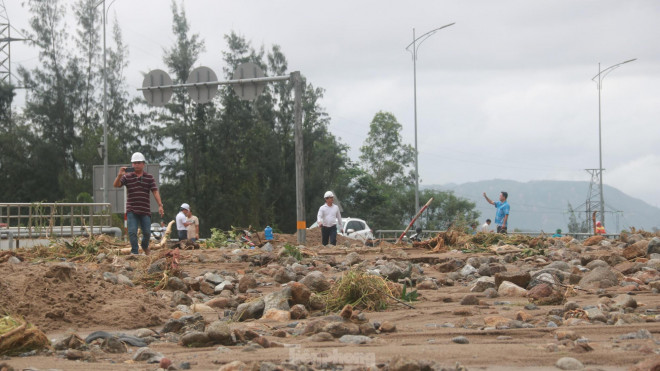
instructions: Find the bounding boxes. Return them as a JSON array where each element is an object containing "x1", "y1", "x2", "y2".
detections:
[
  {"x1": 591, "y1": 58, "x2": 636, "y2": 227},
  {"x1": 405, "y1": 23, "x2": 455, "y2": 213}
]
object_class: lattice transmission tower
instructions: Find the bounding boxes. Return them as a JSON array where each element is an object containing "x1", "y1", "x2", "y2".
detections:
[
  {"x1": 585, "y1": 169, "x2": 603, "y2": 234},
  {"x1": 0, "y1": 0, "x2": 28, "y2": 86}
]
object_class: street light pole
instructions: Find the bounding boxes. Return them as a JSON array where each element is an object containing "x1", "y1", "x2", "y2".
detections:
[
  {"x1": 102, "y1": 0, "x2": 108, "y2": 204},
  {"x1": 406, "y1": 23, "x2": 455, "y2": 214},
  {"x1": 591, "y1": 58, "x2": 636, "y2": 227}
]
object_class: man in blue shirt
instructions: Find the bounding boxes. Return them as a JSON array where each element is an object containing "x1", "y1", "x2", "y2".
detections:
[{"x1": 483, "y1": 191, "x2": 510, "y2": 234}]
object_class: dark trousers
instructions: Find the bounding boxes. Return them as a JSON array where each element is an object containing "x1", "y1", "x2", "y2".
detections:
[
  {"x1": 321, "y1": 225, "x2": 337, "y2": 245},
  {"x1": 178, "y1": 230, "x2": 188, "y2": 240},
  {"x1": 497, "y1": 225, "x2": 507, "y2": 234}
]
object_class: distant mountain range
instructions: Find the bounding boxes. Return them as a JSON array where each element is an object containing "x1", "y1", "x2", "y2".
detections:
[{"x1": 425, "y1": 180, "x2": 660, "y2": 233}]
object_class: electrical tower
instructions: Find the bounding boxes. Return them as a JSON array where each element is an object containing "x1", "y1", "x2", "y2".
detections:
[
  {"x1": 0, "y1": 0, "x2": 28, "y2": 86},
  {"x1": 585, "y1": 169, "x2": 603, "y2": 234}
]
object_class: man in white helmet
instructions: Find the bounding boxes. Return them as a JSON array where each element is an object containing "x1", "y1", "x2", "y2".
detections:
[
  {"x1": 113, "y1": 152, "x2": 164, "y2": 255},
  {"x1": 176, "y1": 203, "x2": 193, "y2": 241},
  {"x1": 317, "y1": 191, "x2": 342, "y2": 246}
]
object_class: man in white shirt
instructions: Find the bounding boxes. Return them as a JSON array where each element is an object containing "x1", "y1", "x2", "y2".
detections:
[
  {"x1": 176, "y1": 203, "x2": 192, "y2": 240},
  {"x1": 479, "y1": 219, "x2": 492, "y2": 233},
  {"x1": 317, "y1": 191, "x2": 342, "y2": 246}
]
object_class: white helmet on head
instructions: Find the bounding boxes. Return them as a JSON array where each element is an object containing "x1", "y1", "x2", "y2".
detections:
[
  {"x1": 180, "y1": 203, "x2": 190, "y2": 211},
  {"x1": 131, "y1": 152, "x2": 146, "y2": 163},
  {"x1": 324, "y1": 191, "x2": 334, "y2": 199}
]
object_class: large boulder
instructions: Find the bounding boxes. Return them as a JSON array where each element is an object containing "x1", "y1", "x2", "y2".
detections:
[
  {"x1": 578, "y1": 266, "x2": 619, "y2": 289},
  {"x1": 494, "y1": 271, "x2": 531, "y2": 289},
  {"x1": 647, "y1": 237, "x2": 660, "y2": 255},
  {"x1": 289, "y1": 282, "x2": 311, "y2": 305},
  {"x1": 299, "y1": 271, "x2": 331, "y2": 292},
  {"x1": 497, "y1": 281, "x2": 527, "y2": 297},
  {"x1": 238, "y1": 274, "x2": 258, "y2": 293},
  {"x1": 235, "y1": 298, "x2": 265, "y2": 321},
  {"x1": 206, "y1": 321, "x2": 234, "y2": 345},
  {"x1": 263, "y1": 287, "x2": 292, "y2": 312},
  {"x1": 624, "y1": 240, "x2": 648, "y2": 260}
]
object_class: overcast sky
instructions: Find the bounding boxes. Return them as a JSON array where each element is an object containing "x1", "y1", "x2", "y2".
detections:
[{"x1": 6, "y1": 0, "x2": 660, "y2": 208}]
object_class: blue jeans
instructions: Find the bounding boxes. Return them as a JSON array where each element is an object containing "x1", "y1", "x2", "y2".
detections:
[{"x1": 127, "y1": 212, "x2": 151, "y2": 254}]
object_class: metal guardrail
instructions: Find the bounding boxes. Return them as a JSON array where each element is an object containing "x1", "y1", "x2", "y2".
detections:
[
  {"x1": 0, "y1": 202, "x2": 114, "y2": 250},
  {"x1": 375, "y1": 229, "x2": 620, "y2": 242}
]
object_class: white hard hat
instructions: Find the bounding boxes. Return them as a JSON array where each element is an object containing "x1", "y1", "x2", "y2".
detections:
[
  {"x1": 131, "y1": 152, "x2": 146, "y2": 163},
  {"x1": 180, "y1": 203, "x2": 190, "y2": 211},
  {"x1": 324, "y1": 191, "x2": 334, "y2": 198}
]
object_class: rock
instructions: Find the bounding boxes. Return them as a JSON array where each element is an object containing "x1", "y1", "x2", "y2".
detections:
[
  {"x1": 555, "y1": 356, "x2": 584, "y2": 370},
  {"x1": 191, "y1": 303, "x2": 215, "y2": 313},
  {"x1": 206, "y1": 321, "x2": 233, "y2": 345},
  {"x1": 555, "y1": 330, "x2": 579, "y2": 341},
  {"x1": 416, "y1": 280, "x2": 438, "y2": 290},
  {"x1": 546, "y1": 261, "x2": 571, "y2": 272},
  {"x1": 460, "y1": 294, "x2": 480, "y2": 305},
  {"x1": 359, "y1": 322, "x2": 377, "y2": 335},
  {"x1": 647, "y1": 237, "x2": 660, "y2": 255},
  {"x1": 345, "y1": 252, "x2": 362, "y2": 266},
  {"x1": 166, "y1": 276, "x2": 187, "y2": 291},
  {"x1": 494, "y1": 271, "x2": 531, "y2": 289},
  {"x1": 460, "y1": 264, "x2": 478, "y2": 277},
  {"x1": 263, "y1": 287, "x2": 292, "y2": 312},
  {"x1": 133, "y1": 347, "x2": 164, "y2": 363},
  {"x1": 199, "y1": 281, "x2": 215, "y2": 295},
  {"x1": 379, "y1": 321, "x2": 396, "y2": 333},
  {"x1": 339, "y1": 334, "x2": 372, "y2": 344},
  {"x1": 309, "y1": 332, "x2": 334, "y2": 342},
  {"x1": 339, "y1": 304, "x2": 353, "y2": 320},
  {"x1": 235, "y1": 298, "x2": 265, "y2": 321},
  {"x1": 206, "y1": 297, "x2": 231, "y2": 309},
  {"x1": 218, "y1": 361, "x2": 250, "y2": 371},
  {"x1": 612, "y1": 294, "x2": 637, "y2": 309},
  {"x1": 379, "y1": 261, "x2": 411, "y2": 280},
  {"x1": 526, "y1": 283, "x2": 555, "y2": 300},
  {"x1": 116, "y1": 274, "x2": 134, "y2": 287},
  {"x1": 436, "y1": 259, "x2": 464, "y2": 273},
  {"x1": 290, "y1": 304, "x2": 309, "y2": 320},
  {"x1": 238, "y1": 274, "x2": 257, "y2": 293},
  {"x1": 470, "y1": 276, "x2": 495, "y2": 292},
  {"x1": 160, "y1": 358, "x2": 172, "y2": 369},
  {"x1": 161, "y1": 313, "x2": 205, "y2": 334},
  {"x1": 289, "y1": 282, "x2": 311, "y2": 305},
  {"x1": 515, "y1": 311, "x2": 533, "y2": 322},
  {"x1": 262, "y1": 308, "x2": 291, "y2": 322},
  {"x1": 103, "y1": 272, "x2": 118, "y2": 284},
  {"x1": 624, "y1": 240, "x2": 648, "y2": 260},
  {"x1": 64, "y1": 349, "x2": 84, "y2": 360},
  {"x1": 302, "y1": 319, "x2": 329, "y2": 335},
  {"x1": 484, "y1": 288, "x2": 499, "y2": 298},
  {"x1": 299, "y1": 271, "x2": 331, "y2": 292},
  {"x1": 585, "y1": 259, "x2": 609, "y2": 270},
  {"x1": 101, "y1": 336, "x2": 127, "y2": 353},
  {"x1": 484, "y1": 316, "x2": 510, "y2": 327},
  {"x1": 451, "y1": 336, "x2": 469, "y2": 344},
  {"x1": 578, "y1": 267, "x2": 619, "y2": 289},
  {"x1": 273, "y1": 267, "x2": 296, "y2": 284},
  {"x1": 147, "y1": 259, "x2": 167, "y2": 274},
  {"x1": 631, "y1": 356, "x2": 660, "y2": 371},
  {"x1": 389, "y1": 357, "x2": 421, "y2": 371},
  {"x1": 322, "y1": 322, "x2": 360, "y2": 338},
  {"x1": 171, "y1": 291, "x2": 193, "y2": 306},
  {"x1": 583, "y1": 235, "x2": 604, "y2": 246},
  {"x1": 584, "y1": 307, "x2": 606, "y2": 323},
  {"x1": 497, "y1": 281, "x2": 527, "y2": 297},
  {"x1": 180, "y1": 331, "x2": 212, "y2": 347}
]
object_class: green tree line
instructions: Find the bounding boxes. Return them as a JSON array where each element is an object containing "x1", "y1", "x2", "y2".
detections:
[{"x1": 0, "y1": 0, "x2": 478, "y2": 237}]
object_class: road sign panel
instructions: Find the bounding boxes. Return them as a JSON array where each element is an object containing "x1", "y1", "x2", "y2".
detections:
[
  {"x1": 142, "y1": 69, "x2": 173, "y2": 106},
  {"x1": 232, "y1": 62, "x2": 266, "y2": 101},
  {"x1": 186, "y1": 66, "x2": 218, "y2": 104}
]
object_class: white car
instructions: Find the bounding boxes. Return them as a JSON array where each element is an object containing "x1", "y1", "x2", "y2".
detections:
[{"x1": 309, "y1": 217, "x2": 374, "y2": 242}]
